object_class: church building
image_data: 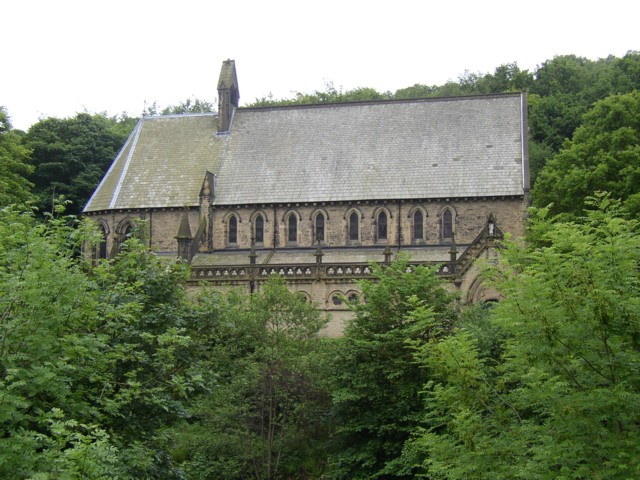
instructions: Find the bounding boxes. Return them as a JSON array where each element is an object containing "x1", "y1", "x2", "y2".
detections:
[{"x1": 84, "y1": 60, "x2": 530, "y2": 335}]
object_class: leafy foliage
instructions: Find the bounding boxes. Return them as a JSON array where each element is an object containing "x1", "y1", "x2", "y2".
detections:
[
  {"x1": 161, "y1": 97, "x2": 216, "y2": 115},
  {"x1": 24, "y1": 112, "x2": 136, "y2": 215},
  {"x1": 249, "y1": 82, "x2": 392, "y2": 107},
  {"x1": 533, "y1": 91, "x2": 640, "y2": 218},
  {"x1": 173, "y1": 278, "x2": 332, "y2": 480},
  {"x1": 0, "y1": 107, "x2": 33, "y2": 206},
  {"x1": 408, "y1": 198, "x2": 640, "y2": 479},
  {"x1": 0, "y1": 206, "x2": 201, "y2": 478},
  {"x1": 329, "y1": 258, "x2": 458, "y2": 479}
]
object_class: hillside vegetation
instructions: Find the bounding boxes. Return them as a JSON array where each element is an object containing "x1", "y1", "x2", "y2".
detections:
[{"x1": 0, "y1": 51, "x2": 639, "y2": 478}]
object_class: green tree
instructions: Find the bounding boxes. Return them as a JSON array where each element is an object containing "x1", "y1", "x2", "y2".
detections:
[
  {"x1": 476, "y1": 62, "x2": 534, "y2": 93},
  {"x1": 533, "y1": 91, "x2": 640, "y2": 218},
  {"x1": 528, "y1": 53, "x2": 640, "y2": 155},
  {"x1": 329, "y1": 258, "x2": 458, "y2": 479},
  {"x1": 174, "y1": 278, "x2": 331, "y2": 480},
  {"x1": 394, "y1": 83, "x2": 438, "y2": 99},
  {"x1": 610, "y1": 50, "x2": 640, "y2": 93},
  {"x1": 161, "y1": 97, "x2": 216, "y2": 115},
  {"x1": 0, "y1": 206, "x2": 201, "y2": 478},
  {"x1": 24, "y1": 112, "x2": 134, "y2": 215},
  {"x1": 409, "y1": 198, "x2": 640, "y2": 479},
  {"x1": 528, "y1": 92, "x2": 590, "y2": 152},
  {"x1": 249, "y1": 83, "x2": 390, "y2": 107},
  {"x1": 0, "y1": 107, "x2": 33, "y2": 206}
]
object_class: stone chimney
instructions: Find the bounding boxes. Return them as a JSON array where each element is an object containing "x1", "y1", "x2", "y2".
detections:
[{"x1": 217, "y1": 59, "x2": 239, "y2": 133}]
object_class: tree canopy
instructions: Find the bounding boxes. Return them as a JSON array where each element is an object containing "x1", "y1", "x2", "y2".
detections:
[
  {"x1": 24, "y1": 112, "x2": 137, "y2": 215},
  {"x1": 407, "y1": 198, "x2": 640, "y2": 478},
  {"x1": 533, "y1": 90, "x2": 640, "y2": 218},
  {"x1": 329, "y1": 259, "x2": 458, "y2": 479},
  {"x1": 0, "y1": 107, "x2": 33, "y2": 206},
  {"x1": 0, "y1": 207, "x2": 201, "y2": 478}
]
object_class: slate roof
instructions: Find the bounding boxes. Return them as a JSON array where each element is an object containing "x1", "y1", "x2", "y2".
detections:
[
  {"x1": 84, "y1": 93, "x2": 527, "y2": 212},
  {"x1": 85, "y1": 114, "x2": 223, "y2": 211}
]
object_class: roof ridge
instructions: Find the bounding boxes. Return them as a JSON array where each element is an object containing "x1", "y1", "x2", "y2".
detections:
[
  {"x1": 143, "y1": 112, "x2": 217, "y2": 120},
  {"x1": 239, "y1": 91, "x2": 525, "y2": 112}
]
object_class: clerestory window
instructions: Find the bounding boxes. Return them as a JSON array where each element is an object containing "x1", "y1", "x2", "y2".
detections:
[
  {"x1": 413, "y1": 210, "x2": 424, "y2": 241},
  {"x1": 377, "y1": 211, "x2": 387, "y2": 241},
  {"x1": 95, "y1": 225, "x2": 108, "y2": 260},
  {"x1": 288, "y1": 214, "x2": 297, "y2": 243},
  {"x1": 349, "y1": 211, "x2": 359, "y2": 241},
  {"x1": 442, "y1": 209, "x2": 453, "y2": 239},
  {"x1": 315, "y1": 213, "x2": 325, "y2": 243},
  {"x1": 228, "y1": 215, "x2": 237, "y2": 244},
  {"x1": 255, "y1": 215, "x2": 264, "y2": 244}
]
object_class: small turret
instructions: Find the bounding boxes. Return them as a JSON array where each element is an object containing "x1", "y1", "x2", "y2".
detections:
[{"x1": 176, "y1": 209, "x2": 193, "y2": 260}]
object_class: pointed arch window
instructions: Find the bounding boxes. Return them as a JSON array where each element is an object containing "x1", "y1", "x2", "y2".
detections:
[
  {"x1": 349, "y1": 211, "x2": 359, "y2": 241},
  {"x1": 94, "y1": 225, "x2": 108, "y2": 260},
  {"x1": 315, "y1": 213, "x2": 325, "y2": 243},
  {"x1": 442, "y1": 209, "x2": 453, "y2": 239},
  {"x1": 377, "y1": 211, "x2": 387, "y2": 241},
  {"x1": 228, "y1": 215, "x2": 238, "y2": 244},
  {"x1": 122, "y1": 224, "x2": 134, "y2": 240},
  {"x1": 255, "y1": 215, "x2": 264, "y2": 244},
  {"x1": 288, "y1": 214, "x2": 297, "y2": 243},
  {"x1": 413, "y1": 210, "x2": 424, "y2": 241}
]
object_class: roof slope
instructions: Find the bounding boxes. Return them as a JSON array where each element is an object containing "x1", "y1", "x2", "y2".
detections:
[
  {"x1": 85, "y1": 114, "x2": 223, "y2": 211},
  {"x1": 84, "y1": 93, "x2": 527, "y2": 212}
]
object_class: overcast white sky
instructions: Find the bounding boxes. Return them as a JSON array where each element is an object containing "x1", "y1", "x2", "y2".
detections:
[{"x1": 2, "y1": 0, "x2": 638, "y2": 131}]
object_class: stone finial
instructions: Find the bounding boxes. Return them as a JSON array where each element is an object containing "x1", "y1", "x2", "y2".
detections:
[{"x1": 383, "y1": 245, "x2": 392, "y2": 264}]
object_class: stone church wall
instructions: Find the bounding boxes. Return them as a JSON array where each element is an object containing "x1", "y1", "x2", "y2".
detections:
[
  {"x1": 87, "y1": 197, "x2": 525, "y2": 255},
  {"x1": 86, "y1": 196, "x2": 526, "y2": 337},
  {"x1": 208, "y1": 197, "x2": 525, "y2": 251}
]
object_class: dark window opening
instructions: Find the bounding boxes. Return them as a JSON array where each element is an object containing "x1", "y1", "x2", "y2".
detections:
[
  {"x1": 95, "y1": 226, "x2": 108, "y2": 260},
  {"x1": 443, "y1": 210, "x2": 453, "y2": 238},
  {"x1": 288, "y1": 215, "x2": 297, "y2": 243},
  {"x1": 315, "y1": 213, "x2": 325, "y2": 243},
  {"x1": 123, "y1": 224, "x2": 134, "y2": 239},
  {"x1": 255, "y1": 215, "x2": 264, "y2": 244},
  {"x1": 377, "y1": 212, "x2": 387, "y2": 241},
  {"x1": 482, "y1": 299, "x2": 499, "y2": 309},
  {"x1": 349, "y1": 212, "x2": 359, "y2": 241},
  {"x1": 229, "y1": 216, "x2": 237, "y2": 244},
  {"x1": 414, "y1": 211, "x2": 424, "y2": 241}
]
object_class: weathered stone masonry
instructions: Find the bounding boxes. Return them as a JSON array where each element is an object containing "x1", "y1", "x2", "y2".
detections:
[{"x1": 84, "y1": 60, "x2": 530, "y2": 335}]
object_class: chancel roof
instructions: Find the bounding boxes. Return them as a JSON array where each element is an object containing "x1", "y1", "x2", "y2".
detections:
[{"x1": 84, "y1": 93, "x2": 528, "y2": 212}]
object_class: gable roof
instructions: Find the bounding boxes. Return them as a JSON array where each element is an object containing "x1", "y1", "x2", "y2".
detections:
[
  {"x1": 85, "y1": 114, "x2": 223, "y2": 211},
  {"x1": 84, "y1": 93, "x2": 528, "y2": 212}
]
